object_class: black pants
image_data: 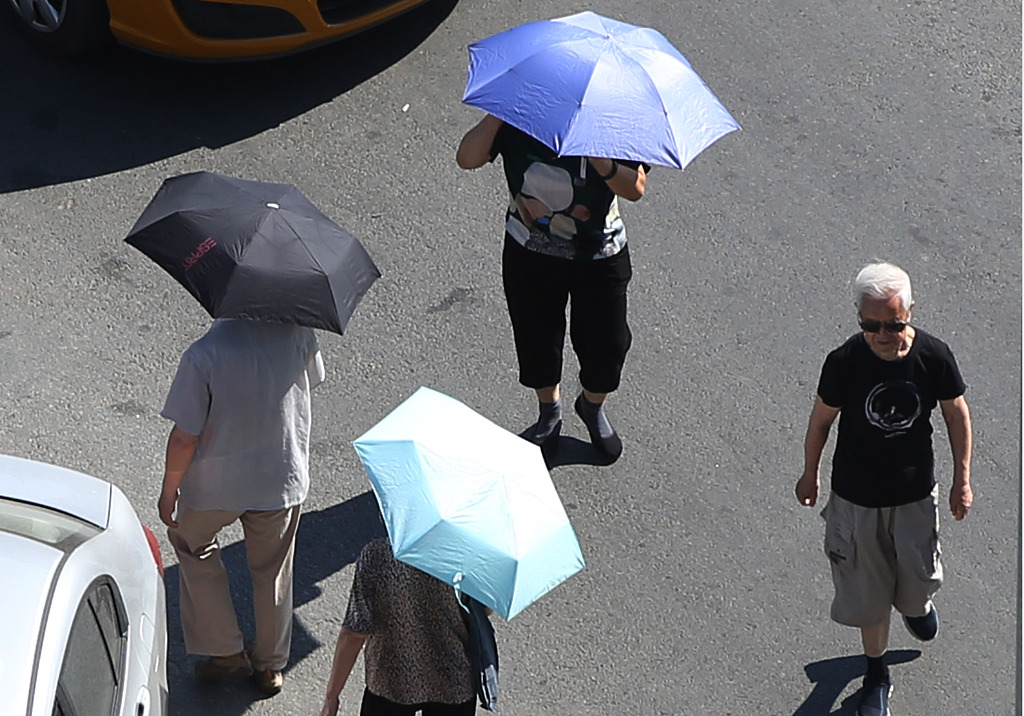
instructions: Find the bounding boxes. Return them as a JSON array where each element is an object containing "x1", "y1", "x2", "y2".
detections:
[
  {"x1": 360, "y1": 688, "x2": 476, "y2": 716},
  {"x1": 502, "y1": 235, "x2": 632, "y2": 393}
]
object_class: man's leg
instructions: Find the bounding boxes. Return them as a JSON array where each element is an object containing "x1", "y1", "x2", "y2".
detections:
[
  {"x1": 168, "y1": 505, "x2": 247, "y2": 659},
  {"x1": 858, "y1": 616, "x2": 893, "y2": 716},
  {"x1": 860, "y1": 615, "x2": 890, "y2": 658},
  {"x1": 861, "y1": 614, "x2": 891, "y2": 678},
  {"x1": 240, "y1": 506, "x2": 301, "y2": 676},
  {"x1": 822, "y1": 496, "x2": 895, "y2": 716},
  {"x1": 893, "y1": 488, "x2": 943, "y2": 641}
]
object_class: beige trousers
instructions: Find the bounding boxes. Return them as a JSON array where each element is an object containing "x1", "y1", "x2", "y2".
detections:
[{"x1": 168, "y1": 504, "x2": 301, "y2": 670}]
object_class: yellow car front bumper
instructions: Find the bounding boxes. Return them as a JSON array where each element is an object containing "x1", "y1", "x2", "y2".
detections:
[{"x1": 107, "y1": 0, "x2": 429, "y2": 59}]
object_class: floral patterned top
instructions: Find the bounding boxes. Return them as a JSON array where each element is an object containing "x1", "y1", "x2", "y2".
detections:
[
  {"x1": 343, "y1": 538, "x2": 475, "y2": 705},
  {"x1": 490, "y1": 123, "x2": 647, "y2": 260}
]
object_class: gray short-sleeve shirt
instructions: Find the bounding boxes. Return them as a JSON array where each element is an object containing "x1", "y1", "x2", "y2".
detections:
[{"x1": 161, "y1": 318, "x2": 325, "y2": 511}]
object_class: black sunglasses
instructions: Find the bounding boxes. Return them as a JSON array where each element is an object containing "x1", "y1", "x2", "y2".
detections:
[{"x1": 859, "y1": 319, "x2": 909, "y2": 334}]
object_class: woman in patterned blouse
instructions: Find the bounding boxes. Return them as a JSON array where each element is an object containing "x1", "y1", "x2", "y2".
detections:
[{"x1": 319, "y1": 537, "x2": 478, "y2": 715}]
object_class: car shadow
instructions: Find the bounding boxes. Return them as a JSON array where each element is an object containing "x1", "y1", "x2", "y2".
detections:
[
  {"x1": 792, "y1": 649, "x2": 921, "y2": 716},
  {"x1": 163, "y1": 490, "x2": 386, "y2": 715},
  {"x1": 0, "y1": 0, "x2": 458, "y2": 194}
]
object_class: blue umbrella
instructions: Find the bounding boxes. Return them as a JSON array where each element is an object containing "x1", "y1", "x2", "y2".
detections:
[
  {"x1": 353, "y1": 387, "x2": 585, "y2": 620},
  {"x1": 462, "y1": 11, "x2": 739, "y2": 170}
]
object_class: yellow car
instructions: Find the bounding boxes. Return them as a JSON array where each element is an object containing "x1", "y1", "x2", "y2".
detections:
[{"x1": 6, "y1": 0, "x2": 431, "y2": 59}]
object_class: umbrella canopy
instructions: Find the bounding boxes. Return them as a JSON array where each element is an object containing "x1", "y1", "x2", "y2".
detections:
[
  {"x1": 462, "y1": 11, "x2": 739, "y2": 169},
  {"x1": 353, "y1": 387, "x2": 585, "y2": 620},
  {"x1": 125, "y1": 171, "x2": 380, "y2": 335}
]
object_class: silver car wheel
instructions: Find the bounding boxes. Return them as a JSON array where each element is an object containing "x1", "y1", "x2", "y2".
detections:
[{"x1": 14, "y1": 0, "x2": 65, "y2": 32}]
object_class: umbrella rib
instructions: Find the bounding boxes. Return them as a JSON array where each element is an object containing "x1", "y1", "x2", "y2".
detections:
[
  {"x1": 561, "y1": 42, "x2": 623, "y2": 157},
  {"x1": 470, "y1": 34, "x2": 604, "y2": 103},
  {"x1": 275, "y1": 212, "x2": 327, "y2": 272},
  {"x1": 587, "y1": 43, "x2": 685, "y2": 168},
  {"x1": 636, "y1": 56, "x2": 682, "y2": 167},
  {"x1": 552, "y1": 43, "x2": 610, "y2": 156},
  {"x1": 219, "y1": 210, "x2": 322, "y2": 313}
]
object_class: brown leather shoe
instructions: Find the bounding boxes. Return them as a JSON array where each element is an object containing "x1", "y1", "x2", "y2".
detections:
[
  {"x1": 253, "y1": 667, "x2": 284, "y2": 696},
  {"x1": 194, "y1": 650, "x2": 253, "y2": 680}
]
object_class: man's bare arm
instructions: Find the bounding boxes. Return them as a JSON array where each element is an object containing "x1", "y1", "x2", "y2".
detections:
[
  {"x1": 940, "y1": 395, "x2": 973, "y2": 520},
  {"x1": 159, "y1": 425, "x2": 198, "y2": 528},
  {"x1": 796, "y1": 397, "x2": 840, "y2": 507}
]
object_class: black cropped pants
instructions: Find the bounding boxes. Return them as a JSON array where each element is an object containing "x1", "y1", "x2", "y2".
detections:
[
  {"x1": 501, "y1": 235, "x2": 632, "y2": 394},
  {"x1": 360, "y1": 689, "x2": 476, "y2": 715}
]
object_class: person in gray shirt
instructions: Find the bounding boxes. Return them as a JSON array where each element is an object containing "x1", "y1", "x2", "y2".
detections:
[{"x1": 158, "y1": 318, "x2": 325, "y2": 696}]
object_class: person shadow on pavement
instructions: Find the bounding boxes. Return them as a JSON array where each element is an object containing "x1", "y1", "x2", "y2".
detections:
[
  {"x1": 163, "y1": 491, "x2": 386, "y2": 715},
  {"x1": 520, "y1": 424, "x2": 619, "y2": 468},
  {"x1": 792, "y1": 650, "x2": 921, "y2": 715}
]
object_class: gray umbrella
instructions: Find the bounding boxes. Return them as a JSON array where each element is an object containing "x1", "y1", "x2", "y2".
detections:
[{"x1": 125, "y1": 171, "x2": 380, "y2": 335}]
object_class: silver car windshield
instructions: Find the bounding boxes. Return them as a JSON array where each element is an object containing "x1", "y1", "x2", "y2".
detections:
[{"x1": 0, "y1": 497, "x2": 99, "y2": 552}]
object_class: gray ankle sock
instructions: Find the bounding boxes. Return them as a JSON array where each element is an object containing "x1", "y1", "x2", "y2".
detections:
[
  {"x1": 536, "y1": 399, "x2": 562, "y2": 437},
  {"x1": 577, "y1": 395, "x2": 614, "y2": 439}
]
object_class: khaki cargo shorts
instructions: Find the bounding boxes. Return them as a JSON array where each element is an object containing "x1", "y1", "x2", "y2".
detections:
[{"x1": 822, "y1": 487, "x2": 942, "y2": 628}]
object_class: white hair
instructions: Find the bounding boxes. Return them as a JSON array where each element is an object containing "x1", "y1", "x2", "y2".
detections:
[{"x1": 853, "y1": 262, "x2": 913, "y2": 312}]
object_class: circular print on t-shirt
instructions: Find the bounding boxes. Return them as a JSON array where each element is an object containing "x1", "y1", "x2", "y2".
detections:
[{"x1": 864, "y1": 380, "x2": 922, "y2": 434}]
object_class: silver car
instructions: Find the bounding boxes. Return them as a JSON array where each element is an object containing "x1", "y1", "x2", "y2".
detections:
[{"x1": 0, "y1": 454, "x2": 168, "y2": 716}]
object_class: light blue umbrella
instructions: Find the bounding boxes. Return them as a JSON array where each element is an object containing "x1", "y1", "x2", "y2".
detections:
[
  {"x1": 353, "y1": 387, "x2": 585, "y2": 620},
  {"x1": 462, "y1": 11, "x2": 739, "y2": 170}
]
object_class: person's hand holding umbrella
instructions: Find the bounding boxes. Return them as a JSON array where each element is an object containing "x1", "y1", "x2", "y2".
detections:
[
  {"x1": 585, "y1": 156, "x2": 646, "y2": 201},
  {"x1": 458, "y1": 114, "x2": 647, "y2": 200}
]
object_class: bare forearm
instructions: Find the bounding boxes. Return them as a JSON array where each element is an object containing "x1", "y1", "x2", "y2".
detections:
[
  {"x1": 457, "y1": 115, "x2": 503, "y2": 169},
  {"x1": 163, "y1": 427, "x2": 198, "y2": 492},
  {"x1": 945, "y1": 401, "x2": 972, "y2": 485},
  {"x1": 588, "y1": 157, "x2": 645, "y2": 200},
  {"x1": 323, "y1": 629, "x2": 367, "y2": 704},
  {"x1": 158, "y1": 426, "x2": 198, "y2": 527},
  {"x1": 941, "y1": 396, "x2": 973, "y2": 520},
  {"x1": 796, "y1": 398, "x2": 839, "y2": 507},
  {"x1": 802, "y1": 423, "x2": 830, "y2": 477}
]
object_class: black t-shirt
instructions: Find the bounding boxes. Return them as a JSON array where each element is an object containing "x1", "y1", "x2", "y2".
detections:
[
  {"x1": 489, "y1": 123, "x2": 647, "y2": 260},
  {"x1": 817, "y1": 329, "x2": 966, "y2": 507}
]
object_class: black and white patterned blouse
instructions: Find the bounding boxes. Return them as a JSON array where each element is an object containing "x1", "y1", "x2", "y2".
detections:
[{"x1": 343, "y1": 538, "x2": 475, "y2": 705}]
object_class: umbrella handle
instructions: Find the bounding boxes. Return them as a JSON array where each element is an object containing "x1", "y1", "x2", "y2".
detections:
[{"x1": 453, "y1": 572, "x2": 470, "y2": 613}]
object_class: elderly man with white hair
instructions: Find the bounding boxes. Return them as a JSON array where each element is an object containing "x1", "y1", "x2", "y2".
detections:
[{"x1": 795, "y1": 262, "x2": 973, "y2": 716}]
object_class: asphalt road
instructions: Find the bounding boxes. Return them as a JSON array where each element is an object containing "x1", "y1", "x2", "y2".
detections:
[{"x1": 0, "y1": 1, "x2": 1020, "y2": 714}]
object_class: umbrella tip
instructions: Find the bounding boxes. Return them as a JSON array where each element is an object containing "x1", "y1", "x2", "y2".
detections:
[{"x1": 266, "y1": 202, "x2": 280, "y2": 209}]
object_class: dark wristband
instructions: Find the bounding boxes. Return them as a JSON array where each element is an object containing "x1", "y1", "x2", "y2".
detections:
[{"x1": 598, "y1": 160, "x2": 618, "y2": 181}]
